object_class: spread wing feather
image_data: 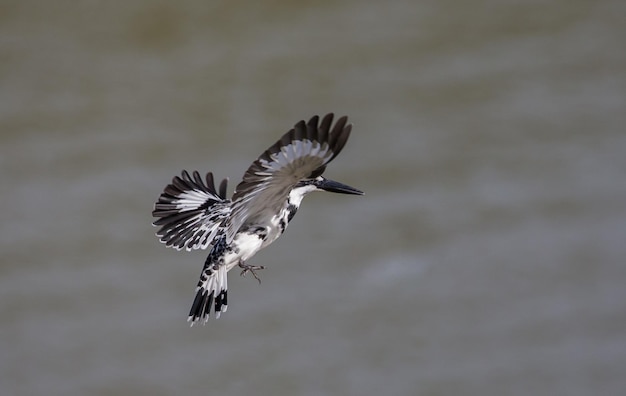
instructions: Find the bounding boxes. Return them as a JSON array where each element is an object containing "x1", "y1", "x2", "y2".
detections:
[
  {"x1": 152, "y1": 170, "x2": 231, "y2": 251},
  {"x1": 225, "y1": 113, "x2": 352, "y2": 242}
]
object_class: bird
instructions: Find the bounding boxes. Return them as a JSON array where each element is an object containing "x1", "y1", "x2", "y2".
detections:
[{"x1": 152, "y1": 113, "x2": 363, "y2": 325}]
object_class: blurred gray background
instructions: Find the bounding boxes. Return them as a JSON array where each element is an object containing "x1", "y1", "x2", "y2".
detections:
[{"x1": 1, "y1": 1, "x2": 625, "y2": 395}]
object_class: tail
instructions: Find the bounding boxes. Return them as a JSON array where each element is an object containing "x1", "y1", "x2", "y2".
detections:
[{"x1": 188, "y1": 259, "x2": 229, "y2": 325}]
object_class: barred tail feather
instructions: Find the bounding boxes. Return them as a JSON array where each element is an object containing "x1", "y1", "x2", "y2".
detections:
[{"x1": 188, "y1": 264, "x2": 229, "y2": 325}]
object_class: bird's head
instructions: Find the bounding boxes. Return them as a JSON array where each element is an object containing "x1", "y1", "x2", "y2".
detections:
[
  {"x1": 292, "y1": 169, "x2": 363, "y2": 203},
  {"x1": 309, "y1": 176, "x2": 364, "y2": 195}
]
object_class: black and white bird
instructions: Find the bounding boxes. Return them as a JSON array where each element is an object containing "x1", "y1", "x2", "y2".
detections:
[{"x1": 152, "y1": 114, "x2": 363, "y2": 324}]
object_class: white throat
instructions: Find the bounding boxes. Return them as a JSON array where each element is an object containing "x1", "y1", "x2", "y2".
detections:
[{"x1": 288, "y1": 184, "x2": 318, "y2": 207}]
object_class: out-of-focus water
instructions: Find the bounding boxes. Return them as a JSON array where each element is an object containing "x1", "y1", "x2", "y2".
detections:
[{"x1": 1, "y1": 1, "x2": 625, "y2": 395}]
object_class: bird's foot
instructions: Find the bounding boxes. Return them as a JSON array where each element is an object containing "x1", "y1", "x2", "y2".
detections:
[{"x1": 239, "y1": 262, "x2": 265, "y2": 284}]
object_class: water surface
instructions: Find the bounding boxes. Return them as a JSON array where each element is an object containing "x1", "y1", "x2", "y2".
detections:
[{"x1": 1, "y1": 1, "x2": 625, "y2": 395}]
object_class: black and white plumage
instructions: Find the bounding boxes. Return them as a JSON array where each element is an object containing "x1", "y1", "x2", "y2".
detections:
[{"x1": 152, "y1": 114, "x2": 363, "y2": 325}]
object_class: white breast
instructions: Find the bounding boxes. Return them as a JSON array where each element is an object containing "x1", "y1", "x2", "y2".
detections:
[
  {"x1": 223, "y1": 232, "x2": 265, "y2": 271},
  {"x1": 234, "y1": 232, "x2": 265, "y2": 261}
]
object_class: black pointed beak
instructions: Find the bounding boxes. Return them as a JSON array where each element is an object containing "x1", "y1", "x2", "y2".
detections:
[{"x1": 318, "y1": 178, "x2": 364, "y2": 195}]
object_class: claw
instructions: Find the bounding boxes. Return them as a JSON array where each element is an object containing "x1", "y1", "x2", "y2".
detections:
[{"x1": 239, "y1": 262, "x2": 265, "y2": 284}]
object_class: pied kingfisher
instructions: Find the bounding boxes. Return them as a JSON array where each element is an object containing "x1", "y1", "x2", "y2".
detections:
[{"x1": 152, "y1": 114, "x2": 363, "y2": 324}]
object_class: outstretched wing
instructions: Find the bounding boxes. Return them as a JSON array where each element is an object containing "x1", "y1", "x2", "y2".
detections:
[
  {"x1": 152, "y1": 170, "x2": 231, "y2": 251},
  {"x1": 226, "y1": 113, "x2": 352, "y2": 242}
]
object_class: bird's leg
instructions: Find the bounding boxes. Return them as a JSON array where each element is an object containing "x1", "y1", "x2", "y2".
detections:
[{"x1": 238, "y1": 260, "x2": 265, "y2": 284}]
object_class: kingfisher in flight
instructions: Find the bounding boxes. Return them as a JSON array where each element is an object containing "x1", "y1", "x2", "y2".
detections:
[{"x1": 152, "y1": 114, "x2": 363, "y2": 325}]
